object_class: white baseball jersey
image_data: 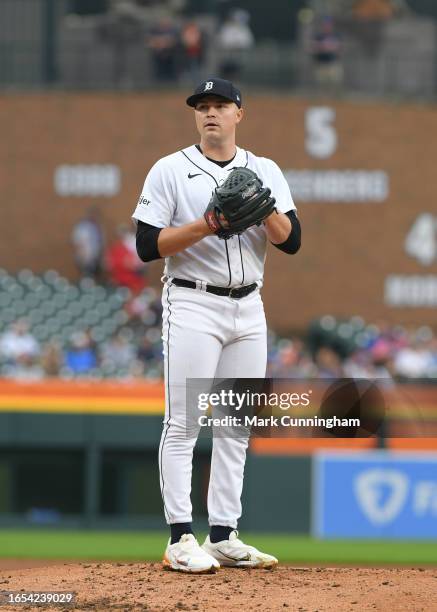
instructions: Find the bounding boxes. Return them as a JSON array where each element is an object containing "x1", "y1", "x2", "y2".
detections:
[{"x1": 132, "y1": 145, "x2": 296, "y2": 287}]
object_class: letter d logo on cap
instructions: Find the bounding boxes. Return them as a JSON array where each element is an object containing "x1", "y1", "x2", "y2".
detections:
[{"x1": 204, "y1": 81, "x2": 214, "y2": 91}]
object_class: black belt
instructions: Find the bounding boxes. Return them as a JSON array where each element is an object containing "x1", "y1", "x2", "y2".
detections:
[{"x1": 171, "y1": 278, "x2": 258, "y2": 299}]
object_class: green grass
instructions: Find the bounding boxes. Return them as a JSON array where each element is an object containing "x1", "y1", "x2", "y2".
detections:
[{"x1": 0, "y1": 530, "x2": 436, "y2": 566}]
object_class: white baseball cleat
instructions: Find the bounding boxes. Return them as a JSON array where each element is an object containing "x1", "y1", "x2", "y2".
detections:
[
  {"x1": 163, "y1": 533, "x2": 220, "y2": 573},
  {"x1": 202, "y1": 530, "x2": 278, "y2": 568}
]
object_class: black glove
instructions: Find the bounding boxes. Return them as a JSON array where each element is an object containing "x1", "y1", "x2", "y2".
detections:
[{"x1": 204, "y1": 167, "x2": 276, "y2": 240}]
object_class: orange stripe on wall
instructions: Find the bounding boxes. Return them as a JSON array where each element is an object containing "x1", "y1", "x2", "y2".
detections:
[
  {"x1": 0, "y1": 380, "x2": 165, "y2": 398},
  {"x1": 0, "y1": 396, "x2": 164, "y2": 415},
  {"x1": 389, "y1": 438, "x2": 437, "y2": 451},
  {"x1": 0, "y1": 380, "x2": 165, "y2": 414},
  {"x1": 251, "y1": 437, "x2": 437, "y2": 455},
  {"x1": 251, "y1": 438, "x2": 376, "y2": 455}
]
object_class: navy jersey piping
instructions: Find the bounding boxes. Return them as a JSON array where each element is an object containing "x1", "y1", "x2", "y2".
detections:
[
  {"x1": 181, "y1": 149, "x2": 233, "y2": 286},
  {"x1": 181, "y1": 150, "x2": 219, "y2": 187},
  {"x1": 235, "y1": 151, "x2": 249, "y2": 284},
  {"x1": 238, "y1": 236, "x2": 245, "y2": 285},
  {"x1": 224, "y1": 242, "x2": 232, "y2": 286}
]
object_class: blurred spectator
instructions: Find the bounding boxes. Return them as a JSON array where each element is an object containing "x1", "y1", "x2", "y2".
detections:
[
  {"x1": 147, "y1": 16, "x2": 180, "y2": 81},
  {"x1": 125, "y1": 287, "x2": 161, "y2": 330},
  {"x1": 372, "y1": 350, "x2": 394, "y2": 380},
  {"x1": 137, "y1": 335, "x2": 156, "y2": 364},
  {"x1": 268, "y1": 339, "x2": 315, "y2": 378},
  {"x1": 106, "y1": 224, "x2": 148, "y2": 294},
  {"x1": 270, "y1": 340, "x2": 297, "y2": 377},
  {"x1": 101, "y1": 329, "x2": 136, "y2": 370},
  {"x1": 0, "y1": 319, "x2": 40, "y2": 366},
  {"x1": 181, "y1": 20, "x2": 205, "y2": 84},
  {"x1": 97, "y1": 1, "x2": 144, "y2": 87},
  {"x1": 343, "y1": 349, "x2": 375, "y2": 378},
  {"x1": 0, "y1": 319, "x2": 42, "y2": 379},
  {"x1": 311, "y1": 16, "x2": 343, "y2": 91},
  {"x1": 65, "y1": 331, "x2": 98, "y2": 375},
  {"x1": 217, "y1": 9, "x2": 254, "y2": 79},
  {"x1": 315, "y1": 347, "x2": 343, "y2": 378},
  {"x1": 40, "y1": 341, "x2": 63, "y2": 377},
  {"x1": 393, "y1": 339, "x2": 434, "y2": 379},
  {"x1": 127, "y1": 359, "x2": 147, "y2": 380},
  {"x1": 71, "y1": 207, "x2": 105, "y2": 281}
]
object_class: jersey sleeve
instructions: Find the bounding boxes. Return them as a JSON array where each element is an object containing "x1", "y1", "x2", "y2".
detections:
[
  {"x1": 265, "y1": 159, "x2": 296, "y2": 215},
  {"x1": 131, "y1": 159, "x2": 176, "y2": 228}
]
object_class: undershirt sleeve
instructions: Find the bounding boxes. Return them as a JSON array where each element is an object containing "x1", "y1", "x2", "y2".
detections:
[
  {"x1": 271, "y1": 209, "x2": 301, "y2": 255},
  {"x1": 136, "y1": 220, "x2": 163, "y2": 262}
]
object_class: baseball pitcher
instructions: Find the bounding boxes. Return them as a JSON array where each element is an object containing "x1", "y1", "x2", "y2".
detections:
[{"x1": 132, "y1": 78, "x2": 301, "y2": 573}]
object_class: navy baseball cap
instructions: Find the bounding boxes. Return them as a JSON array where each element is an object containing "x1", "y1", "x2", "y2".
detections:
[{"x1": 186, "y1": 78, "x2": 242, "y2": 108}]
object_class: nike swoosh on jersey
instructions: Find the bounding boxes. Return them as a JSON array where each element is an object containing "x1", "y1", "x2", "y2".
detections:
[{"x1": 188, "y1": 173, "x2": 202, "y2": 179}]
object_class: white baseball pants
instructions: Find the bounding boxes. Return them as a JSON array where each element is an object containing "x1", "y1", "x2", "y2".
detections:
[{"x1": 159, "y1": 282, "x2": 267, "y2": 528}]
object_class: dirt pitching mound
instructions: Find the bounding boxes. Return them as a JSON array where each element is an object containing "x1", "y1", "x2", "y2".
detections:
[{"x1": 0, "y1": 562, "x2": 436, "y2": 611}]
